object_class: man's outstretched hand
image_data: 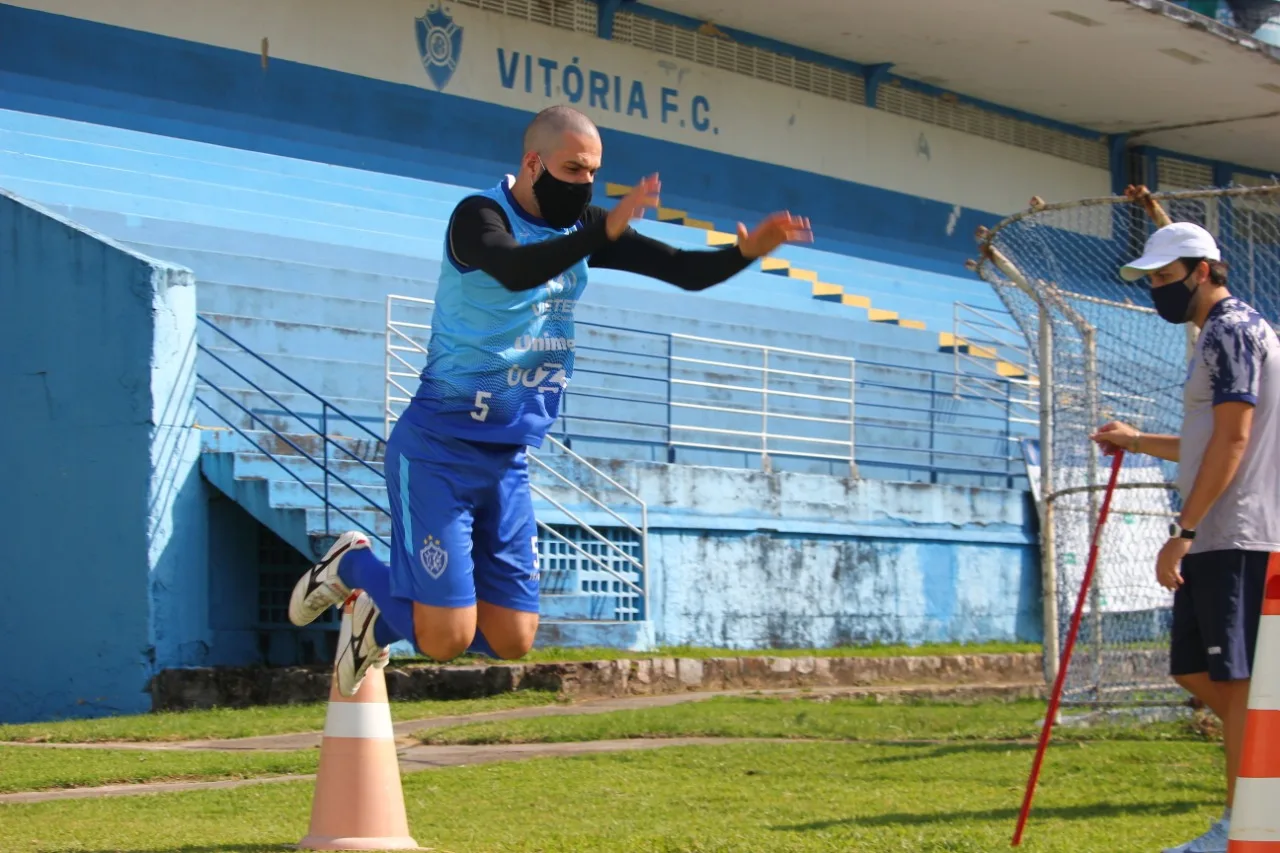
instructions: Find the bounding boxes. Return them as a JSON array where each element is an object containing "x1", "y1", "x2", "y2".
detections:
[
  {"x1": 605, "y1": 174, "x2": 661, "y2": 241},
  {"x1": 737, "y1": 212, "x2": 813, "y2": 259}
]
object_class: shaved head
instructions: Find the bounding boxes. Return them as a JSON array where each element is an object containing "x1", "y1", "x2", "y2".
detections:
[
  {"x1": 511, "y1": 105, "x2": 602, "y2": 221},
  {"x1": 522, "y1": 105, "x2": 600, "y2": 156}
]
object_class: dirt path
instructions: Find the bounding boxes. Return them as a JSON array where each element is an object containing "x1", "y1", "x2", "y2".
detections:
[
  {"x1": 0, "y1": 737, "x2": 789, "y2": 805},
  {"x1": 0, "y1": 732, "x2": 1046, "y2": 805},
  {"x1": 4, "y1": 681, "x2": 1042, "y2": 753},
  {"x1": 0, "y1": 680, "x2": 1044, "y2": 805}
]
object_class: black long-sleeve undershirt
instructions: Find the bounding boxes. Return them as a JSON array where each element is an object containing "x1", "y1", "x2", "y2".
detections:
[{"x1": 446, "y1": 195, "x2": 753, "y2": 293}]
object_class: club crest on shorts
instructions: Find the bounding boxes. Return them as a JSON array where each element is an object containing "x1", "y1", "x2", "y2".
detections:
[
  {"x1": 419, "y1": 535, "x2": 449, "y2": 579},
  {"x1": 415, "y1": 3, "x2": 463, "y2": 91}
]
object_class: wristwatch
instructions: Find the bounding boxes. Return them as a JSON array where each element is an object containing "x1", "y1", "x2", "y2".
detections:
[{"x1": 1169, "y1": 522, "x2": 1197, "y2": 541}]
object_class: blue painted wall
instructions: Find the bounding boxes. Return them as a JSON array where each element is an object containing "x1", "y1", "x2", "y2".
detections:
[
  {"x1": 0, "y1": 2, "x2": 996, "y2": 275},
  {"x1": 0, "y1": 189, "x2": 205, "y2": 722},
  {"x1": 597, "y1": 461, "x2": 1040, "y2": 647}
]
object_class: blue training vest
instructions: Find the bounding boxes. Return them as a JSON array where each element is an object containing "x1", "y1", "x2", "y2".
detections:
[{"x1": 403, "y1": 176, "x2": 589, "y2": 447}]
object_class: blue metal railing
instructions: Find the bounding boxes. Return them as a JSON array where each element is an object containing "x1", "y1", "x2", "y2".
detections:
[
  {"x1": 385, "y1": 296, "x2": 1031, "y2": 486},
  {"x1": 195, "y1": 315, "x2": 391, "y2": 551},
  {"x1": 850, "y1": 363, "x2": 1023, "y2": 487},
  {"x1": 199, "y1": 315, "x2": 650, "y2": 624},
  {"x1": 563, "y1": 350, "x2": 1028, "y2": 484}
]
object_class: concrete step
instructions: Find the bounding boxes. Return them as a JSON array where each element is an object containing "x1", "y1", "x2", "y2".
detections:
[
  {"x1": 195, "y1": 384, "x2": 385, "y2": 442},
  {"x1": 196, "y1": 316, "x2": 1008, "y2": 417},
  {"x1": 199, "y1": 360, "x2": 1022, "y2": 481},
  {"x1": 2, "y1": 107, "x2": 976, "y2": 285},
  {"x1": 199, "y1": 426, "x2": 382, "y2": 462},
  {"x1": 46, "y1": 201, "x2": 1016, "y2": 366},
  {"x1": 539, "y1": 594, "x2": 643, "y2": 621},
  {"x1": 0, "y1": 109, "x2": 501, "y2": 196},
  {"x1": 0, "y1": 151, "x2": 456, "y2": 233},
  {"x1": 120, "y1": 226, "x2": 438, "y2": 280},
  {"x1": 199, "y1": 275, "x2": 434, "y2": 317},
  {"x1": 202, "y1": 422, "x2": 1020, "y2": 491},
  {"x1": 1, "y1": 106, "x2": 1012, "y2": 307},
  {"x1": 19, "y1": 130, "x2": 999, "y2": 304},
  {"x1": 203, "y1": 451, "x2": 650, "y2": 630},
  {"x1": 4, "y1": 177, "x2": 439, "y2": 256},
  {"x1": 200, "y1": 313, "x2": 385, "y2": 365},
  {"x1": 195, "y1": 315, "x2": 1009, "y2": 414},
  {"x1": 199, "y1": 345, "x2": 386, "y2": 400},
  {"x1": 0, "y1": 142, "x2": 474, "y2": 217},
  {"x1": 195, "y1": 277, "x2": 965, "y2": 372},
  {"x1": 200, "y1": 451, "x2": 317, "y2": 559},
  {"x1": 200, "y1": 315, "x2": 966, "y2": 427},
  {"x1": 535, "y1": 620, "x2": 655, "y2": 651},
  {"x1": 22, "y1": 184, "x2": 1002, "y2": 336},
  {"x1": 206, "y1": 443, "x2": 643, "y2": 525},
  {"x1": 222, "y1": 449, "x2": 645, "y2": 513},
  {"x1": 262, "y1": 479, "x2": 634, "y2": 533},
  {"x1": 159, "y1": 227, "x2": 1002, "y2": 351},
  {"x1": 114, "y1": 225, "x2": 1009, "y2": 365}
]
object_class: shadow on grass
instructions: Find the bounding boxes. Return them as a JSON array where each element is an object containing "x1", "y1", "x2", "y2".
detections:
[
  {"x1": 861, "y1": 742, "x2": 1035, "y2": 764},
  {"x1": 772, "y1": 798, "x2": 1206, "y2": 832},
  {"x1": 859, "y1": 737, "x2": 1212, "y2": 766},
  {"x1": 55, "y1": 846, "x2": 296, "y2": 853}
]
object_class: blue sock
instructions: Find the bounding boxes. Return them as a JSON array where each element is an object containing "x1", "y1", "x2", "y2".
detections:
[
  {"x1": 466, "y1": 628, "x2": 499, "y2": 659},
  {"x1": 337, "y1": 549, "x2": 417, "y2": 650}
]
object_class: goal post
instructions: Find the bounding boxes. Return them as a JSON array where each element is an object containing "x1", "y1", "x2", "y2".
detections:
[{"x1": 972, "y1": 183, "x2": 1280, "y2": 706}]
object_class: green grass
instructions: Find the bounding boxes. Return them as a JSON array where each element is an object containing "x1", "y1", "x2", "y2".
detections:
[
  {"x1": 401, "y1": 640, "x2": 1042, "y2": 666},
  {"x1": 0, "y1": 691, "x2": 560, "y2": 744},
  {"x1": 0, "y1": 746, "x2": 318, "y2": 794},
  {"x1": 0, "y1": 740, "x2": 1223, "y2": 852},
  {"x1": 419, "y1": 696, "x2": 1214, "y2": 746}
]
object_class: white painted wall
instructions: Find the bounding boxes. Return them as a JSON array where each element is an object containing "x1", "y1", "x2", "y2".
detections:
[{"x1": 11, "y1": 0, "x2": 1110, "y2": 215}]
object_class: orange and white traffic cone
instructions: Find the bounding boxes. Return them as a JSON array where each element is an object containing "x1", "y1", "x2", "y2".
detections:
[
  {"x1": 298, "y1": 602, "x2": 425, "y2": 851},
  {"x1": 1229, "y1": 553, "x2": 1280, "y2": 852}
]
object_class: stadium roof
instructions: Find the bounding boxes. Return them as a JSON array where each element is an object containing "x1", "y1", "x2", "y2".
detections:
[{"x1": 639, "y1": 0, "x2": 1280, "y2": 176}]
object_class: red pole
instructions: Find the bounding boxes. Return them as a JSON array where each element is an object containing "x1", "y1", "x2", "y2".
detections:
[{"x1": 1011, "y1": 449, "x2": 1125, "y2": 846}]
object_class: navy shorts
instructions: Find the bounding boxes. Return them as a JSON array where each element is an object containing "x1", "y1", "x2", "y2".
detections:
[
  {"x1": 384, "y1": 417, "x2": 540, "y2": 613},
  {"x1": 1169, "y1": 549, "x2": 1270, "y2": 682}
]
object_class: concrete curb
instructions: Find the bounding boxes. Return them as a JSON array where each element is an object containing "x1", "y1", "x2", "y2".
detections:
[{"x1": 150, "y1": 652, "x2": 1044, "y2": 711}]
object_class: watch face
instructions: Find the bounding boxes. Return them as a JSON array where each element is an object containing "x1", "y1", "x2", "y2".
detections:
[{"x1": 1169, "y1": 523, "x2": 1179, "y2": 537}]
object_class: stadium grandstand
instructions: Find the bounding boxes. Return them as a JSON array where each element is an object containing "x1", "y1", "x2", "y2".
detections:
[{"x1": 1, "y1": 0, "x2": 1278, "y2": 724}]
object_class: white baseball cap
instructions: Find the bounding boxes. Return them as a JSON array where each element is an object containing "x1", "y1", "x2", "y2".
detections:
[{"x1": 1119, "y1": 222, "x2": 1221, "y2": 281}]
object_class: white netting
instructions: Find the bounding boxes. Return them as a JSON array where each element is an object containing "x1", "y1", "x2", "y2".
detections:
[{"x1": 973, "y1": 184, "x2": 1280, "y2": 704}]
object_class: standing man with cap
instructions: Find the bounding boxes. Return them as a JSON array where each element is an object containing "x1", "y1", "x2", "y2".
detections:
[{"x1": 1092, "y1": 221, "x2": 1280, "y2": 853}]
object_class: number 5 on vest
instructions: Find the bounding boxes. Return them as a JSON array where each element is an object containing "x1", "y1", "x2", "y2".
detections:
[{"x1": 471, "y1": 391, "x2": 492, "y2": 422}]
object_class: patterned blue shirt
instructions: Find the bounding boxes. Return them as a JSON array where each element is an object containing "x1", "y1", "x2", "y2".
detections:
[{"x1": 1179, "y1": 296, "x2": 1280, "y2": 553}]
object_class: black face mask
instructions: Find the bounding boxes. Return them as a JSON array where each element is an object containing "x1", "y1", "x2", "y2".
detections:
[
  {"x1": 531, "y1": 160, "x2": 592, "y2": 229},
  {"x1": 1150, "y1": 266, "x2": 1201, "y2": 325}
]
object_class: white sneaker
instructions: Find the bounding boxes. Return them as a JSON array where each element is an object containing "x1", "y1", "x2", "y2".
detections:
[
  {"x1": 288, "y1": 531, "x2": 369, "y2": 626},
  {"x1": 1162, "y1": 817, "x2": 1229, "y2": 853},
  {"x1": 335, "y1": 591, "x2": 390, "y2": 697}
]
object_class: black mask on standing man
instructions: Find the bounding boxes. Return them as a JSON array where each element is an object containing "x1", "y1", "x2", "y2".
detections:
[
  {"x1": 1150, "y1": 263, "x2": 1203, "y2": 325},
  {"x1": 531, "y1": 158, "x2": 593, "y2": 229}
]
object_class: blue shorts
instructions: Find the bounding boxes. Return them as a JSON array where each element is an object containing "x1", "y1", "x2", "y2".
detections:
[
  {"x1": 384, "y1": 418, "x2": 539, "y2": 612},
  {"x1": 1170, "y1": 549, "x2": 1270, "y2": 682}
]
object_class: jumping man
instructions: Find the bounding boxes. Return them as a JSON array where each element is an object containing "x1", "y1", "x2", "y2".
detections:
[{"x1": 288, "y1": 105, "x2": 813, "y2": 694}]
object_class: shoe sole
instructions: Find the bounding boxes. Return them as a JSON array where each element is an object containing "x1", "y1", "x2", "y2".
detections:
[
  {"x1": 287, "y1": 536, "x2": 359, "y2": 627},
  {"x1": 336, "y1": 594, "x2": 387, "y2": 697}
]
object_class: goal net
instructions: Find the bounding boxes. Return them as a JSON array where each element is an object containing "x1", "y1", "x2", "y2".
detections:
[{"x1": 972, "y1": 184, "x2": 1280, "y2": 706}]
